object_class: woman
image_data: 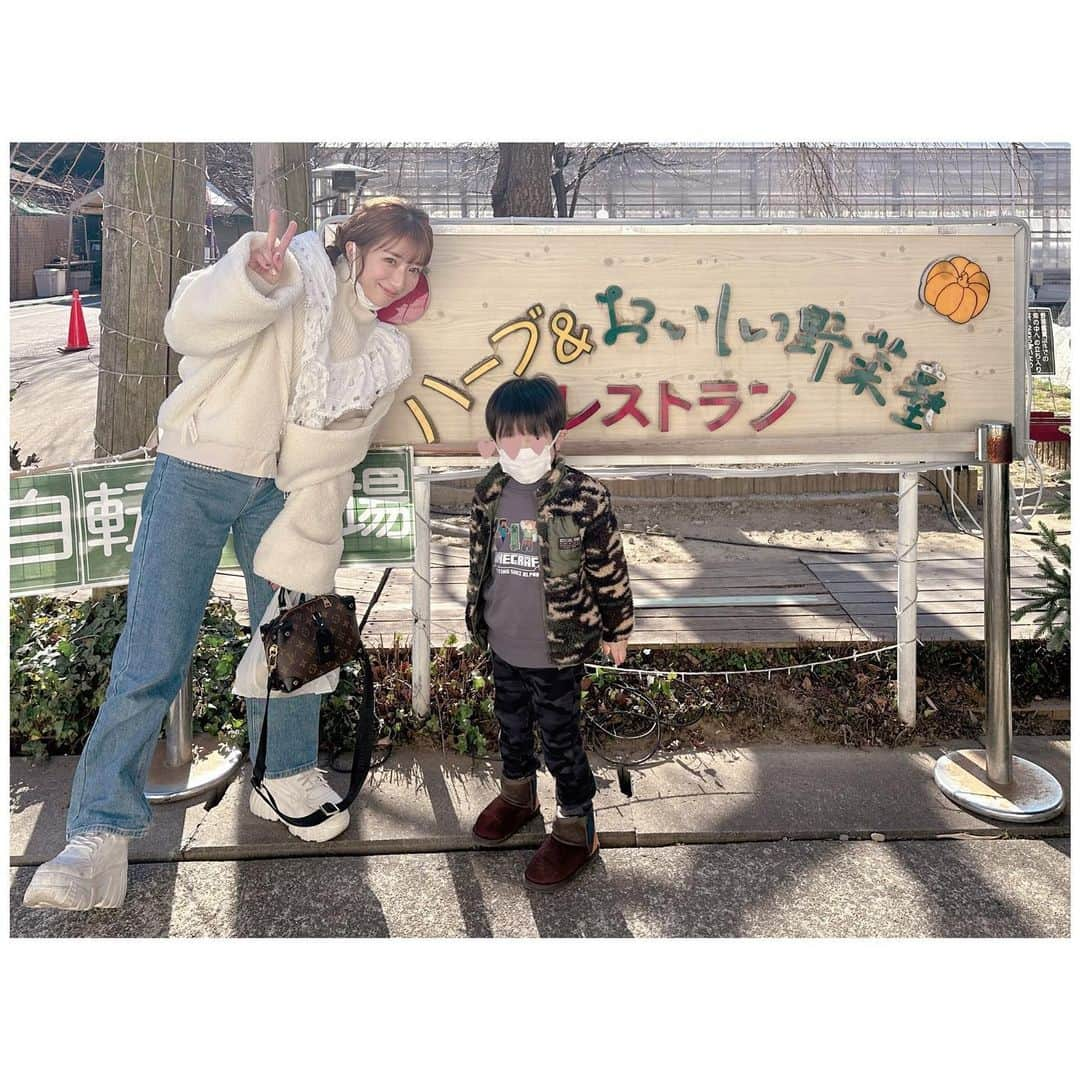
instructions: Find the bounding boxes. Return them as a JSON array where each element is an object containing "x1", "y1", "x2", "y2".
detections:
[{"x1": 25, "y1": 199, "x2": 433, "y2": 910}]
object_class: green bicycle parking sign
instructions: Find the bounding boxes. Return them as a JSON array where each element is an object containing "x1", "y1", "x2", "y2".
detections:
[
  {"x1": 10, "y1": 470, "x2": 82, "y2": 593},
  {"x1": 9, "y1": 447, "x2": 416, "y2": 597}
]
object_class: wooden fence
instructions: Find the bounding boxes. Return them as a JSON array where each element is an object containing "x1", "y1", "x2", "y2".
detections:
[
  {"x1": 10, "y1": 214, "x2": 69, "y2": 300},
  {"x1": 428, "y1": 466, "x2": 981, "y2": 506},
  {"x1": 1033, "y1": 439, "x2": 1070, "y2": 471},
  {"x1": 603, "y1": 468, "x2": 981, "y2": 503}
]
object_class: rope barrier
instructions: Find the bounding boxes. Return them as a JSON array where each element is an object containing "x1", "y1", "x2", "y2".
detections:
[{"x1": 584, "y1": 643, "x2": 899, "y2": 680}]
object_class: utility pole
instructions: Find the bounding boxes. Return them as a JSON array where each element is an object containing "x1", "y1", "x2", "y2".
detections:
[{"x1": 95, "y1": 142, "x2": 206, "y2": 456}]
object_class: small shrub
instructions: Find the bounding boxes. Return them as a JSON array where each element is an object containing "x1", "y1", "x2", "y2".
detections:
[
  {"x1": 1014, "y1": 472, "x2": 1070, "y2": 651},
  {"x1": 9, "y1": 593, "x2": 247, "y2": 757}
]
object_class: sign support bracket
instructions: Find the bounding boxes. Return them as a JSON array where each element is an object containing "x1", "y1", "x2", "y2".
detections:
[
  {"x1": 896, "y1": 471, "x2": 919, "y2": 726},
  {"x1": 411, "y1": 466, "x2": 432, "y2": 720}
]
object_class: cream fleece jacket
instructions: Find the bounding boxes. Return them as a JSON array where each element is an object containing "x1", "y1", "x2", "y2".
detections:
[
  {"x1": 158, "y1": 230, "x2": 406, "y2": 594},
  {"x1": 253, "y1": 391, "x2": 396, "y2": 594}
]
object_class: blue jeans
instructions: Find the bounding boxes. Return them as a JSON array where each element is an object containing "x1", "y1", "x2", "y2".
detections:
[{"x1": 66, "y1": 453, "x2": 322, "y2": 840}]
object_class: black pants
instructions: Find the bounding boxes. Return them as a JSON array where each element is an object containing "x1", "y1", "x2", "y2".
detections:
[{"x1": 491, "y1": 651, "x2": 596, "y2": 816}]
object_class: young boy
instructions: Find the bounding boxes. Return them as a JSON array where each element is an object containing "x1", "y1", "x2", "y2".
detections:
[{"x1": 465, "y1": 374, "x2": 634, "y2": 890}]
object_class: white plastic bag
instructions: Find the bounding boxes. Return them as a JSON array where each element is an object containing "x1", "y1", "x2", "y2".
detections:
[{"x1": 232, "y1": 591, "x2": 340, "y2": 699}]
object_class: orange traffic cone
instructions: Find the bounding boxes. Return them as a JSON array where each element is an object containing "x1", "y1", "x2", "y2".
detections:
[{"x1": 60, "y1": 290, "x2": 90, "y2": 353}]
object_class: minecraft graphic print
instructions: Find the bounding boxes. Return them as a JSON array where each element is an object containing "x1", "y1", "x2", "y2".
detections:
[{"x1": 484, "y1": 481, "x2": 551, "y2": 668}]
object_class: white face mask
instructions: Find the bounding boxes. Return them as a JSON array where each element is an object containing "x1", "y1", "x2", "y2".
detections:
[{"x1": 497, "y1": 436, "x2": 559, "y2": 485}]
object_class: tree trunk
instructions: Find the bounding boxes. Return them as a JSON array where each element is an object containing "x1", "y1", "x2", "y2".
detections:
[
  {"x1": 95, "y1": 142, "x2": 206, "y2": 456},
  {"x1": 491, "y1": 142, "x2": 554, "y2": 217},
  {"x1": 253, "y1": 143, "x2": 314, "y2": 234},
  {"x1": 552, "y1": 143, "x2": 570, "y2": 218}
]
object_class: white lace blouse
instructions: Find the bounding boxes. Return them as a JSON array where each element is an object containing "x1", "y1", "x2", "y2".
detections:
[{"x1": 285, "y1": 232, "x2": 412, "y2": 430}]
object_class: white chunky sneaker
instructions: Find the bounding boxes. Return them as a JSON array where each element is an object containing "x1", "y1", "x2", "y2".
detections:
[
  {"x1": 23, "y1": 833, "x2": 129, "y2": 910},
  {"x1": 249, "y1": 768, "x2": 350, "y2": 842}
]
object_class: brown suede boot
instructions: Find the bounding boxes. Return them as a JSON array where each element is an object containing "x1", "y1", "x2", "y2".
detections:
[
  {"x1": 523, "y1": 808, "x2": 599, "y2": 891},
  {"x1": 472, "y1": 774, "x2": 540, "y2": 847}
]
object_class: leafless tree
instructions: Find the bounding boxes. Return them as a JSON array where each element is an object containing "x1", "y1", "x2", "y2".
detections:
[
  {"x1": 770, "y1": 143, "x2": 857, "y2": 217},
  {"x1": 552, "y1": 143, "x2": 689, "y2": 217},
  {"x1": 205, "y1": 143, "x2": 255, "y2": 215}
]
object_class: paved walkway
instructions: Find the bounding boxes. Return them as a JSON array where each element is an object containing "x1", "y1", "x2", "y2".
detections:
[
  {"x1": 10, "y1": 737, "x2": 1069, "y2": 937},
  {"x1": 11, "y1": 839, "x2": 1069, "y2": 938}
]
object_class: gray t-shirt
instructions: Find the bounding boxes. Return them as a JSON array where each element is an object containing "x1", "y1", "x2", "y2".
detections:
[{"x1": 483, "y1": 479, "x2": 552, "y2": 668}]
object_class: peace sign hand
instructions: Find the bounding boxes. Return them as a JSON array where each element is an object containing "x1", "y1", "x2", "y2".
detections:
[{"x1": 248, "y1": 208, "x2": 298, "y2": 285}]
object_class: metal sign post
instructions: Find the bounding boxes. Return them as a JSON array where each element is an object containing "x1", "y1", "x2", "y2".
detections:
[
  {"x1": 165, "y1": 668, "x2": 194, "y2": 769},
  {"x1": 411, "y1": 467, "x2": 432, "y2": 719},
  {"x1": 896, "y1": 471, "x2": 919, "y2": 727},
  {"x1": 144, "y1": 665, "x2": 243, "y2": 804},
  {"x1": 983, "y1": 421, "x2": 1015, "y2": 785},
  {"x1": 933, "y1": 422, "x2": 1065, "y2": 821}
]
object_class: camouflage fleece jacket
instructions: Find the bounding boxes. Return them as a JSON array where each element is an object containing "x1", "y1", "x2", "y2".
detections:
[{"x1": 466, "y1": 458, "x2": 634, "y2": 669}]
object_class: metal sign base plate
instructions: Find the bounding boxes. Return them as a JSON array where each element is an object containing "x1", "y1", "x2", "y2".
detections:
[
  {"x1": 934, "y1": 749, "x2": 1066, "y2": 823},
  {"x1": 145, "y1": 735, "x2": 244, "y2": 805}
]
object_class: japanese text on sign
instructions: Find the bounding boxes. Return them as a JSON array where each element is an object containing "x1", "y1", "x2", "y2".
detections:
[
  {"x1": 402, "y1": 287, "x2": 948, "y2": 444},
  {"x1": 9, "y1": 448, "x2": 415, "y2": 597},
  {"x1": 377, "y1": 222, "x2": 1026, "y2": 460},
  {"x1": 1028, "y1": 307, "x2": 1056, "y2": 377}
]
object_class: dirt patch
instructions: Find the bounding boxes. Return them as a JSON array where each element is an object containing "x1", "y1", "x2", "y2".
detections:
[
  {"x1": 359, "y1": 641, "x2": 1069, "y2": 766},
  {"x1": 431, "y1": 475, "x2": 1069, "y2": 568},
  {"x1": 416, "y1": 472, "x2": 1069, "y2": 757}
]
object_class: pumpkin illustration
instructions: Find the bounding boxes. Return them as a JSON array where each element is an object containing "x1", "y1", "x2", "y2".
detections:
[{"x1": 920, "y1": 256, "x2": 990, "y2": 324}]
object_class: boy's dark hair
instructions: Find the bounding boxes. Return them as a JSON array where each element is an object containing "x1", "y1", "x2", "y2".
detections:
[{"x1": 484, "y1": 375, "x2": 567, "y2": 440}]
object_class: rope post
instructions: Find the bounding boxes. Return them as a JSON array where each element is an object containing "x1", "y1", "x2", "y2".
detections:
[
  {"x1": 411, "y1": 466, "x2": 432, "y2": 719},
  {"x1": 145, "y1": 664, "x2": 243, "y2": 804},
  {"x1": 896, "y1": 470, "x2": 919, "y2": 727},
  {"x1": 933, "y1": 422, "x2": 1064, "y2": 822}
]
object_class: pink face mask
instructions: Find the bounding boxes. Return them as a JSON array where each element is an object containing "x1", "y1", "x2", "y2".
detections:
[{"x1": 376, "y1": 273, "x2": 430, "y2": 325}]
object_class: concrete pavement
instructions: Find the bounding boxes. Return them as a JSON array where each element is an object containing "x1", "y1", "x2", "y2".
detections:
[
  {"x1": 11, "y1": 838, "x2": 1070, "y2": 938},
  {"x1": 10, "y1": 296, "x2": 101, "y2": 467},
  {"x1": 10, "y1": 738, "x2": 1071, "y2": 867},
  {"x1": 10, "y1": 292, "x2": 101, "y2": 309},
  {"x1": 9, "y1": 738, "x2": 1070, "y2": 937}
]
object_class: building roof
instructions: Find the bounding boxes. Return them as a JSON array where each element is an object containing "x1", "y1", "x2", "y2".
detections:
[
  {"x1": 312, "y1": 162, "x2": 382, "y2": 179},
  {"x1": 69, "y1": 181, "x2": 247, "y2": 217},
  {"x1": 9, "y1": 145, "x2": 104, "y2": 212},
  {"x1": 10, "y1": 195, "x2": 62, "y2": 215}
]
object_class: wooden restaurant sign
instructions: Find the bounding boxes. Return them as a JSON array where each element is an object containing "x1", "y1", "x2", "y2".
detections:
[{"x1": 377, "y1": 220, "x2": 1029, "y2": 464}]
